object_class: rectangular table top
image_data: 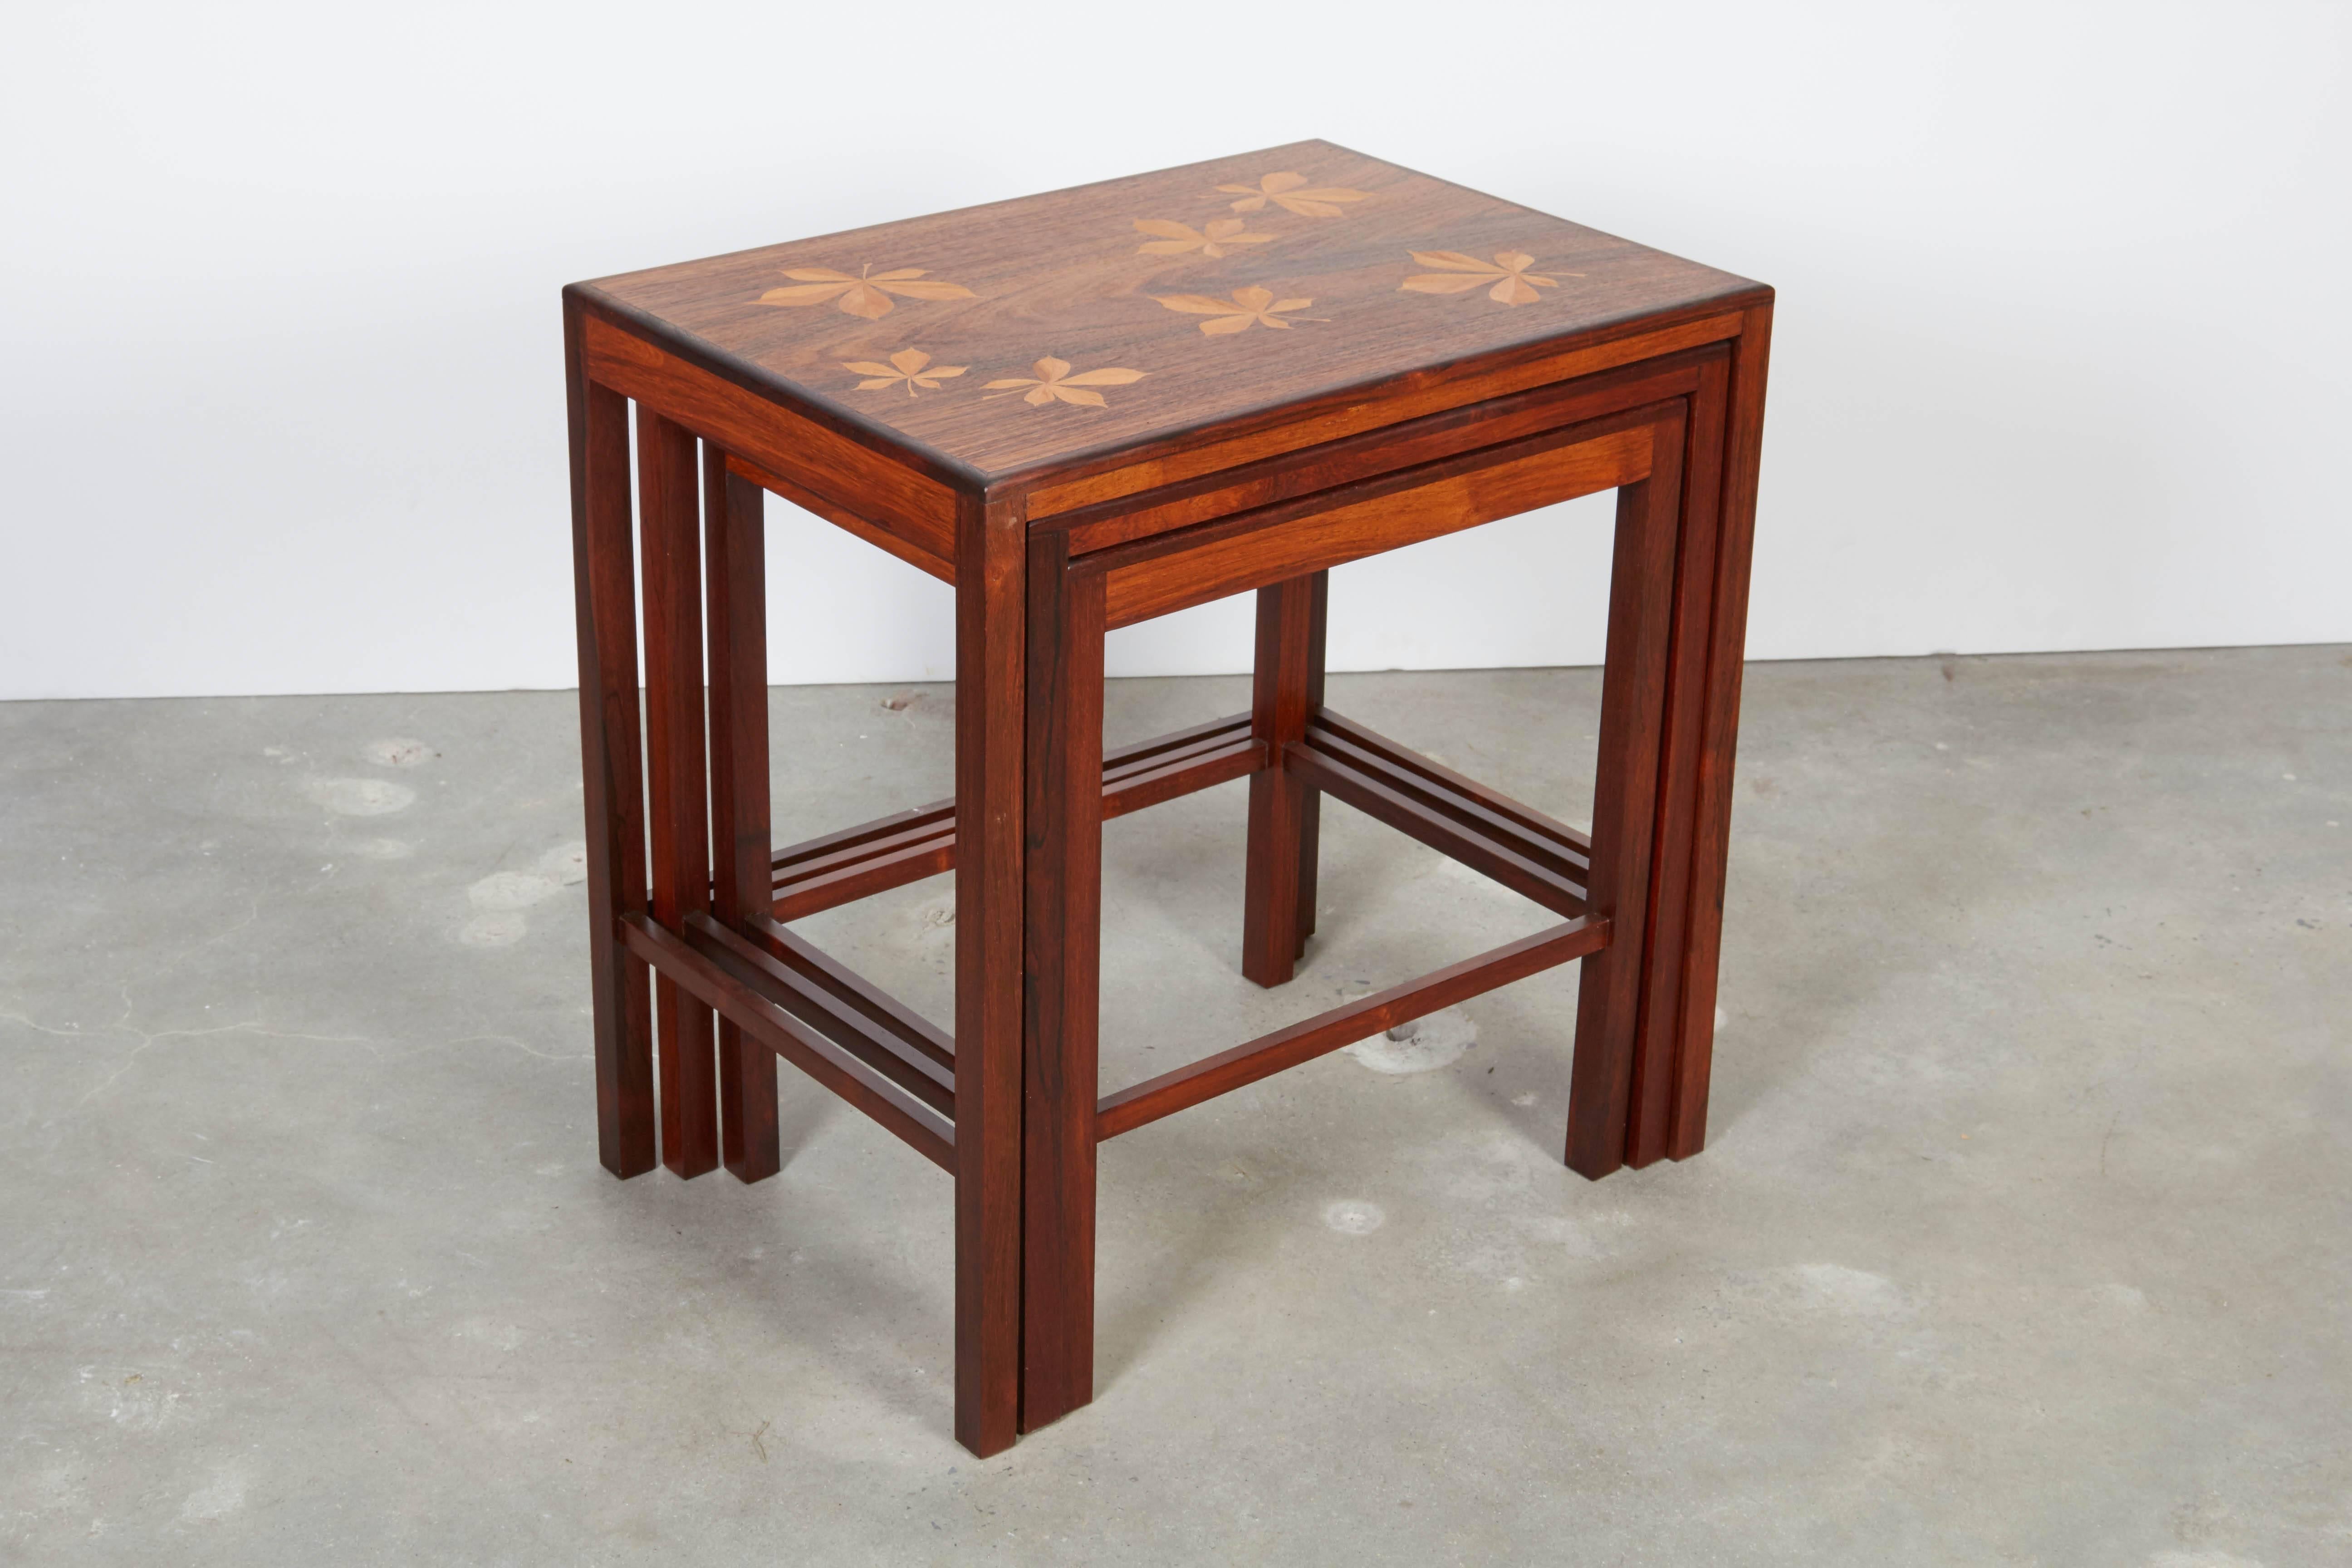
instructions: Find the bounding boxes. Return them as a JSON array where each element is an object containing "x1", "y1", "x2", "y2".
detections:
[{"x1": 576, "y1": 140, "x2": 1765, "y2": 492}]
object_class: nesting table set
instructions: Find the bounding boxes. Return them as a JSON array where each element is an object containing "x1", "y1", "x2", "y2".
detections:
[{"x1": 561, "y1": 141, "x2": 1771, "y2": 1455}]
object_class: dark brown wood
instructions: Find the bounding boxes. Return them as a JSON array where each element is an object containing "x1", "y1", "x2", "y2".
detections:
[
  {"x1": 1047, "y1": 356, "x2": 1708, "y2": 555},
  {"x1": 728, "y1": 452, "x2": 954, "y2": 584},
  {"x1": 773, "y1": 820, "x2": 959, "y2": 925},
  {"x1": 580, "y1": 311, "x2": 960, "y2": 556},
  {"x1": 747, "y1": 912, "x2": 955, "y2": 1070},
  {"x1": 1623, "y1": 353, "x2": 1730, "y2": 1168},
  {"x1": 704, "y1": 449, "x2": 781, "y2": 1183},
  {"x1": 1021, "y1": 315, "x2": 1738, "y2": 519},
  {"x1": 1286, "y1": 736, "x2": 1588, "y2": 918},
  {"x1": 1020, "y1": 531, "x2": 1105, "y2": 1432},
  {"x1": 564, "y1": 150, "x2": 1772, "y2": 1458},
  {"x1": 573, "y1": 140, "x2": 1763, "y2": 506},
  {"x1": 1312, "y1": 712, "x2": 1592, "y2": 872},
  {"x1": 1295, "y1": 570, "x2": 1328, "y2": 957},
  {"x1": 1564, "y1": 408, "x2": 1688, "y2": 1180},
  {"x1": 1241, "y1": 577, "x2": 1318, "y2": 986},
  {"x1": 637, "y1": 410, "x2": 718, "y2": 1179},
  {"x1": 1667, "y1": 302, "x2": 1774, "y2": 1161},
  {"x1": 766, "y1": 715, "x2": 1263, "y2": 924},
  {"x1": 688, "y1": 913, "x2": 953, "y2": 1115},
  {"x1": 1095, "y1": 416, "x2": 1655, "y2": 628},
  {"x1": 567, "y1": 300, "x2": 654, "y2": 1180},
  {"x1": 618, "y1": 912, "x2": 953, "y2": 1171},
  {"x1": 954, "y1": 490, "x2": 1024, "y2": 1458},
  {"x1": 1097, "y1": 917, "x2": 1608, "y2": 1141}
]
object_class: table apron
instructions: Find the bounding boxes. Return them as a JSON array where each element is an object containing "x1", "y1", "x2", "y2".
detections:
[{"x1": 1087, "y1": 407, "x2": 1665, "y2": 630}]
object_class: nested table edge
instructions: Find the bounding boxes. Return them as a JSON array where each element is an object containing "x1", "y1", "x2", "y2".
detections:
[{"x1": 563, "y1": 279, "x2": 1772, "y2": 514}]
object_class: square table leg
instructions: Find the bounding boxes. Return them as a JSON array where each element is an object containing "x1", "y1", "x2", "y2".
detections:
[
  {"x1": 1242, "y1": 571, "x2": 1325, "y2": 986},
  {"x1": 565, "y1": 312, "x2": 654, "y2": 1179},
  {"x1": 1019, "y1": 529, "x2": 1106, "y2": 1433},
  {"x1": 639, "y1": 411, "x2": 719, "y2": 1179},
  {"x1": 1622, "y1": 354, "x2": 1732, "y2": 1168},
  {"x1": 704, "y1": 447, "x2": 780, "y2": 1183},
  {"x1": 953, "y1": 493, "x2": 1026, "y2": 1457},
  {"x1": 1662, "y1": 303, "x2": 1774, "y2": 1160},
  {"x1": 1565, "y1": 405, "x2": 1689, "y2": 1179}
]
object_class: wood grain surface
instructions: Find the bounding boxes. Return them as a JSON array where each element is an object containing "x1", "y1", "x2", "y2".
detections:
[{"x1": 574, "y1": 140, "x2": 1764, "y2": 494}]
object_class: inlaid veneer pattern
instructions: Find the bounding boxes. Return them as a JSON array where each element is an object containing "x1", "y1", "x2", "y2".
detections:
[{"x1": 574, "y1": 139, "x2": 1760, "y2": 491}]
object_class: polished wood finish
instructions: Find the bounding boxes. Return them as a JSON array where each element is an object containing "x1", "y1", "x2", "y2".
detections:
[
  {"x1": 1287, "y1": 728, "x2": 1589, "y2": 919},
  {"x1": 1097, "y1": 917, "x2": 1608, "y2": 1141},
  {"x1": 1667, "y1": 302, "x2": 1775, "y2": 1159},
  {"x1": 748, "y1": 912, "x2": 955, "y2": 1068},
  {"x1": 1241, "y1": 576, "x2": 1318, "y2": 985},
  {"x1": 1044, "y1": 352, "x2": 1707, "y2": 555},
  {"x1": 1623, "y1": 352, "x2": 1729, "y2": 1169},
  {"x1": 581, "y1": 314, "x2": 959, "y2": 553},
  {"x1": 952, "y1": 491, "x2": 1024, "y2": 1458},
  {"x1": 566, "y1": 308, "x2": 654, "y2": 1179},
  {"x1": 638, "y1": 411, "x2": 718, "y2": 1179},
  {"x1": 1563, "y1": 409, "x2": 1687, "y2": 1179},
  {"x1": 1294, "y1": 572, "x2": 1328, "y2": 958},
  {"x1": 704, "y1": 453, "x2": 781, "y2": 1182},
  {"x1": 563, "y1": 145, "x2": 1771, "y2": 1458},
  {"x1": 727, "y1": 451, "x2": 953, "y2": 584},
  {"x1": 618, "y1": 912, "x2": 953, "y2": 1170},
  {"x1": 1020, "y1": 531, "x2": 1106, "y2": 1431},
  {"x1": 1093, "y1": 416, "x2": 1654, "y2": 628},
  {"x1": 575, "y1": 141, "x2": 1756, "y2": 493},
  {"x1": 766, "y1": 715, "x2": 1262, "y2": 923}
]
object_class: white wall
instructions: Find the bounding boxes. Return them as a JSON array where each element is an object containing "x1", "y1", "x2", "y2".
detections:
[{"x1": 4, "y1": 2, "x2": 2346, "y2": 701}]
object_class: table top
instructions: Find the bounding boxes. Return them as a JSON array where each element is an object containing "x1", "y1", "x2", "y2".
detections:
[{"x1": 577, "y1": 140, "x2": 1766, "y2": 489}]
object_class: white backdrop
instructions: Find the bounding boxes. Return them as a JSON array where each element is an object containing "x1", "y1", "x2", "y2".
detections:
[{"x1": 4, "y1": 3, "x2": 2346, "y2": 701}]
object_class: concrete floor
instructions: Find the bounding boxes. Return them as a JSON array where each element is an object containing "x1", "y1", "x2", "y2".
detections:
[{"x1": 2, "y1": 646, "x2": 2347, "y2": 1564}]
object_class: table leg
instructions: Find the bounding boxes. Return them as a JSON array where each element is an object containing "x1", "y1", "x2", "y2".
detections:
[
  {"x1": 565, "y1": 307, "x2": 653, "y2": 1179},
  {"x1": 1665, "y1": 304, "x2": 1774, "y2": 1160},
  {"x1": 1296, "y1": 571, "x2": 1328, "y2": 958},
  {"x1": 1242, "y1": 572, "x2": 1324, "y2": 986},
  {"x1": 1623, "y1": 354, "x2": 1731, "y2": 1168},
  {"x1": 1565, "y1": 405, "x2": 1688, "y2": 1180},
  {"x1": 954, "y1": 494, "x2": 1025, "y2": 1458},
  {"x1": 704, "y1": 448, "x2": 780, "y2": 1183},
  {"x1": 639, "y1": 411, "x2": 717, "y2": 1179},
  {"x1": 1021, "y1": 531, "x2": 1104, "y2": 1432}
]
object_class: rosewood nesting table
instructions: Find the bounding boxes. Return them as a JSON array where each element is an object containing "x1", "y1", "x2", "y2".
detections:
[{"x1": 561, "y1": 139, "x2": 1770, "y2": 1457}]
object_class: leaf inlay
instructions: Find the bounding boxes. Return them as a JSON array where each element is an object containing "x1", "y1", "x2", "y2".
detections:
[
  {"x1": 1398, "y1": 250, "x2": 1576, "y2": 307},
  {"x1": 759, "y1": 263, "x2": 975, "y2": 320},
  {"x1": 1152, "y1": 285, "x2": 1323, "y2": 334},
  {"x1": 983, "y1": 358, "x2": 1148, "y2": 408},
  {"x1": 1133, "y1": 218, "x2": 1275, "y2": 258},
  {"x1": 1214, "y1": 170, "x2": 1369, "y2": 218},
  {"x1": 841, "y1": 348, "x2": 968, "y2": 397}
]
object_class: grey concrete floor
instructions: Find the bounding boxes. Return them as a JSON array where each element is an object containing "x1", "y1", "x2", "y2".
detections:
[{"x1": 2, "y1": 647, "x2": 2347, "y2": 1565}]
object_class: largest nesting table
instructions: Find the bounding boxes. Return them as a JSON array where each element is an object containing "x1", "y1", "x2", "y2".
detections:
[{"x1": 561, "y1": 139, "x2": 1772, "y2": 1455}]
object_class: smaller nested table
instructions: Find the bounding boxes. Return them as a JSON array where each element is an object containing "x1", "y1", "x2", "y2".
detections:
[{"x1": 562, "y1": 140, "x2": 1771, "y2": 1456}]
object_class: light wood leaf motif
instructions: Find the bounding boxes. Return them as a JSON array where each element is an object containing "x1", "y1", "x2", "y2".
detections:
[
  {"x1": 983, "y1": 358, "x2": 1147, "y2": 408},
  {"x1": 842, "y1": 349, "x2": 967, "y2": 397},
  {"x1": 1215, "y1": 171, "x2": 1368, "y2": 217},
  {"x1": 1398, "y1": 250, "x2": 1575, "y2": 307},
  {"x1": 757, "y1": 263, "x2": 975, "y2": 320},
  {"x1": 1133, "y1": 218, "x2": 1274, "y2": 258},
  {"x1": 1153, "y1": 285, "x2": 1323, "y2": 335}
]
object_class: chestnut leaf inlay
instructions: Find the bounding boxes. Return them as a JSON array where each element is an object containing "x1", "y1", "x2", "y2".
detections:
[
  {"x1": 1215, "y1": 171, "x2": 1368, "y2": 217},
  {"x1": 984, "y1": 358, "x2": 1147, "y2": 408},
  {"x1": 1153, "y1": 285, "x2": 1324, "y2": 335},
  {"x1": 842, "y1": 349, "x2": 967, "y2": 397},
  {"x1": 1133, "y1": 218, "x2": 1275, "y2": 258},
  {"x1": 758, "y1": 264, "x2": 975, "y2": 320},
  {"x1": 1399, "y1": 250, "x2": 1573, "y2": 307}
]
